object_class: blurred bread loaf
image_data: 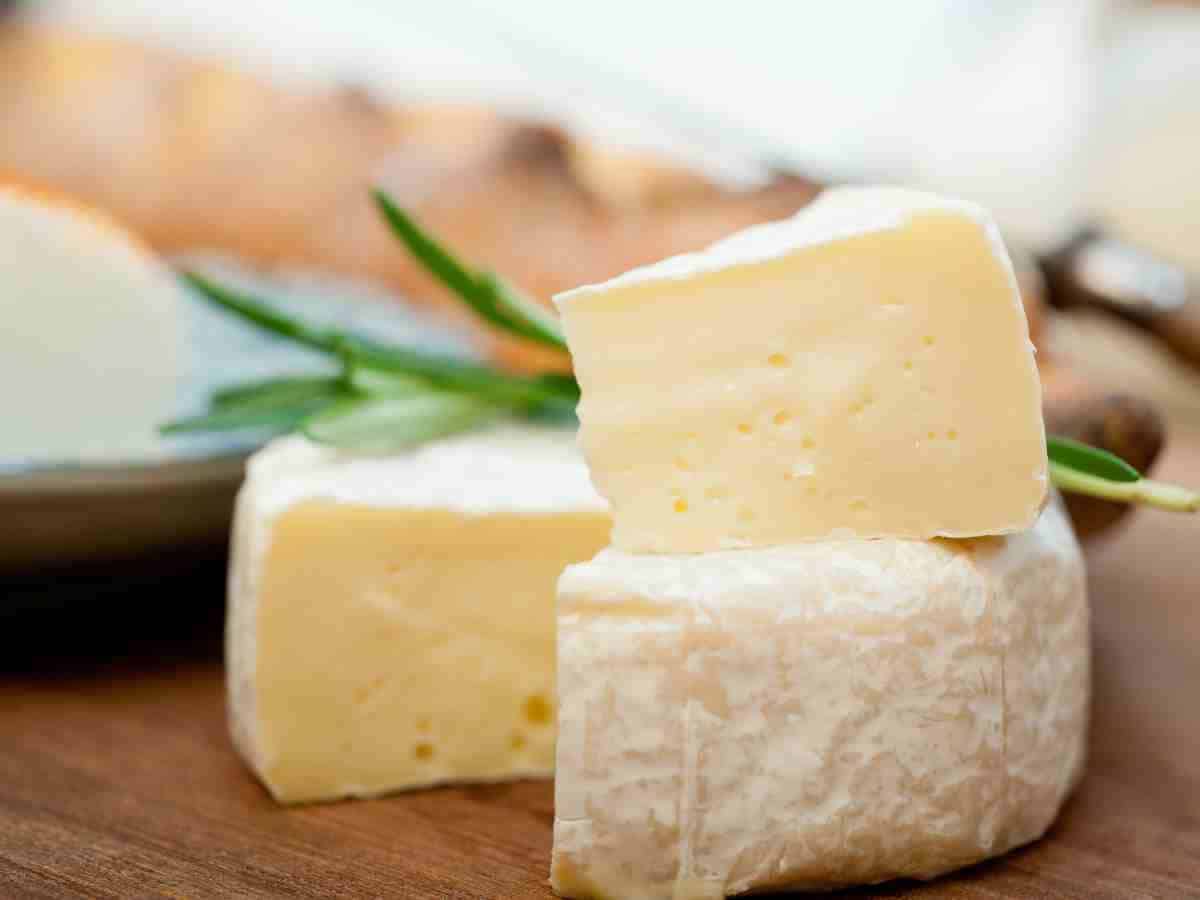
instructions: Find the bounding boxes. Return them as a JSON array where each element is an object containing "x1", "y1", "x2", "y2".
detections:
[{"x1": 0, "y1": 26, "x2": 817, "y2": 372}]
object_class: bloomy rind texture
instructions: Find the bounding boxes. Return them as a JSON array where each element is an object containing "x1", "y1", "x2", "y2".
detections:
[
  {"x1": 552, "y1": 501, "x2": 1088, "y2": 898},
  {"x1": 556, "y1": 187, "x2": 1003, "y2": 304}
]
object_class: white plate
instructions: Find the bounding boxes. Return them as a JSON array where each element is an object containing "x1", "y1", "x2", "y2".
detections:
[{"x1": 0, "y1": 261, "x2": 473, "y2": 571}]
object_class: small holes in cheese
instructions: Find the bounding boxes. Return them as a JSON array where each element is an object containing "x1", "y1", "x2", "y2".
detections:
[
  {"x1": 353, "y1": 674, "x2": 387, "y2": 705},
  {"x1": 414, "y1": 742, "x2": 435, "y2": 761},
  {"x1": 673, "y1": 498, "x2": 689, "y2": 514},
  {"x1": 850, "y1": 389, "x2": 876, "y2": 416},
  {"x1": 737, "y1": 423, "x2": 753, "y2": 435},
  {"x1": 523, "y1": 694, "x2": 552, "y2": 726},
  {"x1": 772, "y1": 410, "x2": 792, "y2": 427},
  {"x1": 510, "y1": 734, "x2": 527, "y2": 751},
  {"x1": 767, "y1": 353, "x2": 790, "y2": 368}
]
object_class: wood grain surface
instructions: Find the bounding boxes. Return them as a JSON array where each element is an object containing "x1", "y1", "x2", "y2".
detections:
[{"x1": 2, "y1": 436, "x2": 1200, "y2": 899}]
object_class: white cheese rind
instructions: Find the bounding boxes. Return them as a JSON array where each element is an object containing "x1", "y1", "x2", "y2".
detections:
[
  {"x1": 0, "y1": 185, "x2": 182, "y2": 462},
  {"x1": 552, "y1": 501, "x2": 1088, "y2": 898},
  {"x1": 240, "y1": 425, "x2": 608, "y2": 520},
  {"x1": 556, "y1": 187, "x2": 1005, "y2": 302},
  {"x1": 555, "y1": 185, "x2": 1047, "y2": 552},
  {"x1": 227, "y1": 426, "x2": 609, "y2": 804}
]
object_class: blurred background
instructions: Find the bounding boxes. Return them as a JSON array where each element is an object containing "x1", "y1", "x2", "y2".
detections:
[
  {"x1": 2, "y1": 0, "x2": 1199, "y2": 574},
  {"x1": 25, "y1": 0, "x2": 1198, "y2": 251}
]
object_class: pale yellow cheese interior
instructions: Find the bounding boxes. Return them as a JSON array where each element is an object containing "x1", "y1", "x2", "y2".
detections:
[
  {"x1": 558, "y1": 190, "x2": 1047, "y2": 553},
  {"x1": 250, "y1": 502, "x2": 609, "y2": 804}
]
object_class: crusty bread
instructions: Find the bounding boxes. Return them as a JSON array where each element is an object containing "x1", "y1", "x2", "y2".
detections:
[{"x1": 0, "y1": 26, "x2": 818, "y2": 371}]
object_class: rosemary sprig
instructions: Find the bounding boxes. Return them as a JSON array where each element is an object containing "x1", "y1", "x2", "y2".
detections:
[
  {"x1": 373, "y1": 190, "x2": 568, "y2": 351},
  {"x1": 179, "y1": 271, "x2": 575, "y2": 410},
  {"x1": 211, "y1": 375, "x2": 348, "y2": 411},
  {"x1": 164, "y1": 189, "x2": 1196, "y2": 514},
  {"x1": 163, "y1": 374, "x2": 352, "y2": 434},
  {"x1": 304, "y1": 392, "x2": 498, "y2": 451},
  {"x1": 162, "y1": 402, "x2": 334, "y2": 436},
  {"x1": 1047, "y1": 436, "x2": 1199, "y2": 512},
  {"x1": 343, "y1": 363, "x2": 429, "y2": 397},
  {"x1": 1046, "y1": 436, "x2": 1139, "y2": 483}
]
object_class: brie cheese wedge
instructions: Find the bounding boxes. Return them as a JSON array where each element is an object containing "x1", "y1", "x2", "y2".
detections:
[
  {"x1": 556, "y1": 186, "x2": 1046, "y2": 553},
  {"x1": 227, "y1": 426, "x2": 609, "y2": 804}
]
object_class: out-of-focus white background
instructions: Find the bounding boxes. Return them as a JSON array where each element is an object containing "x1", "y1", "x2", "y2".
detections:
[{"x1": 31, "y1": 0, "x2": 1200, "y2": 260}]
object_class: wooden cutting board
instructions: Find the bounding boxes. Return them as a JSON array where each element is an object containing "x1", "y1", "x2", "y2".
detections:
[{"x1": 2, "y1": 434, "x2": 1199, "y2": 899}]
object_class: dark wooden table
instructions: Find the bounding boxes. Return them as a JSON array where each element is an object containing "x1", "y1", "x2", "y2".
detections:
[{"x1": 3, "y1": 437, "x2": 1199, "y2": 900}]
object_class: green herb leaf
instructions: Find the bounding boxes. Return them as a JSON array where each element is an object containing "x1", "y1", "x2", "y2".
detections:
[
  {"x1": 182, "y1": 268, "x2": 578, "y2": 409},
  {"x1": 1049, "y1": 461, "x2": 1200, "y2": 513},
  {"x1": 1047, "y1": 435, "x2": 1141, "y2": 483},
  {"x1": 1047, "y1": 434, "x2": 1199, "y2": 512},
  {"x1": 303, "y1": 392, "x2": 498, "y2": 451},
  {"x1": 373, "y1": 190, "x2": 568, "y2": 351},
  {"x1": 345, "y1": 344, "x2": 577, "y2": 410},
  {"x1": 532, "y1": 372, "x2": 582, "y2": 396},
  {"x1": 180, "y1": 270, "x2": 478, "y2": 381},
  {"x1": 161, "y1": 403, "x2": 329, "y2": 436},
  {"x1": 212, "y1": 375, "x2": 347, "y2": 411},
  {"x1": 345, "y1": 364, "x2": 430, "y2": 397},
  {"x1": 182, "y1": 271, "x2": 353, "y2": 357},
  {"x1": 162, "y1": 374, "x2": 351, "y2": 436}
]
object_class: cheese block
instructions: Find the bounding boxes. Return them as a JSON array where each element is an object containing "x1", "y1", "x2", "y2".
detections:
[
  {"x1": 227, "y1": 426, "x2": 609, "y2": 804},
  {"x1": 0, "y1": 184, "x2": 182, "y2": 461},
  {"x1": 556, "y1": 186, "x2": 1047, "y2": 553},
  {"x1": 552, "y1": 500, "x2": 1088, "y2": 898}
]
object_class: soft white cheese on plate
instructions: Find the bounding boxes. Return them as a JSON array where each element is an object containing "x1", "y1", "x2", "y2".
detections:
[{"x1": 0, "y1": 185, "x2": 183, "y2": 462}]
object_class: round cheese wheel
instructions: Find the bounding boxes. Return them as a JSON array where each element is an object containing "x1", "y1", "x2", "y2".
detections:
[{"x1": 553, "y1": 500, "x2": 1089, "y2": 897}]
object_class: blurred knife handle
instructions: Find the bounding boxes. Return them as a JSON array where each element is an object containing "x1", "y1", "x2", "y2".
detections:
[{"x1": 1041, "y1": 226, "x2": 1200, "y2": 368}]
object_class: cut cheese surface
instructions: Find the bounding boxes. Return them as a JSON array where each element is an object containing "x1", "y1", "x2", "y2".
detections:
[
  {"x1": 557, "y1": 186, "x2": 1047, "y2": 553},
  {"x1": 227, "y1": 426, "x2": 609, "y2": 804},
  {"x1": 552, "y1": 501, "x2": 1089, "y2": 898},
  {"x1": 0, "y1": 184, "x2": 182, "y2": 462}
]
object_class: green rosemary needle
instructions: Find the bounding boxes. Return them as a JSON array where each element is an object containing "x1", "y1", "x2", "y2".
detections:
[{"x1": 373, "y1": 190, "x2": 568, "y2": 351}]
